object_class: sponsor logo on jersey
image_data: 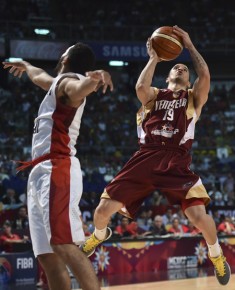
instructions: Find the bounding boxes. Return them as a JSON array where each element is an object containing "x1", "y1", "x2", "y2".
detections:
[{"x1": 151, "y1": 123, "x2": 179, "y2": 138}]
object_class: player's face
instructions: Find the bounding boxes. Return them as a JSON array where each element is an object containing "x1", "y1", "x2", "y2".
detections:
[
  {"x1": 61, "y1": 45, "x2": 75, "y2": 58},
  {"x1": 55, "y1": 56, "x2": 64, "y2": 74},
  {"x1": 55, "y1": 45, "x2": 75, "y2": 74},
  {"x1": 169, "y1": 64, "x2": 190, "y2": 84}
]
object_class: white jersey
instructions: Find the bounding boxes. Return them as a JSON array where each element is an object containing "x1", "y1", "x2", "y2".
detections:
[{"x1": 32, "y1": 73, "x2": 86, "y2": 159}]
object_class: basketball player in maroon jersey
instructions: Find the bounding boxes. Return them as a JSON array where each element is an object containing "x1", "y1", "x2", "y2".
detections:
[
  {"x1": 3, "y1": 43, "x2": 113, "y2": 290},
  {"x1": 82, "y1": 26, "x2": 230, "y2": 285}
]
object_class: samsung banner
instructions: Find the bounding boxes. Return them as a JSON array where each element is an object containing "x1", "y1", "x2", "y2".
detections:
[
  {"x1": 10, "y1": 40, "x2": 190, "y2": 62},
  {"x1": 87, "y1": 42, "x2": 190, "y2": 62},
  {"x1": 87, "y1": 42, "x2": 148, "y2": 61}
]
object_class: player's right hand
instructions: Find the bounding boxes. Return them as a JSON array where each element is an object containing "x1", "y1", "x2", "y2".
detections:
[
  {"x1": 2, "y1": 60, "x2": 30, "y2": 78},
  {"x1": 172, "y1": 26, "x2": 193, "y2": 50}
]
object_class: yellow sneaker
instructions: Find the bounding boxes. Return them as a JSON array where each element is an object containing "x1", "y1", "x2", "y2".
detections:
[
  {"x1": 209, "y1": 251, "x2": 231, "y2": 285},
  {"x1": 81, "y1": 227, "x2": 112, "y2": 257}
]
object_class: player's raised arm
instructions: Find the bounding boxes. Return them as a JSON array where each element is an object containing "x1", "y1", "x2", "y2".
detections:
[
  {"x1": 2, "y1": 60, "x2": 53, "y2": 91},
  {"x1": 57, "y1": 70, "x2": 113, "y2": 106},
  {"x1": 173, "y1": 26, "x2": 210, "y2": 115},
  {"x1": 135, "y1": 38, "x2": 160, "y2": 106}
]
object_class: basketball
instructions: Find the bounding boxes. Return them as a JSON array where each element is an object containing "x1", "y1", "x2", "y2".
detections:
[{"x1": 151, "y1": 26, "x2": 183, "y2": 61}]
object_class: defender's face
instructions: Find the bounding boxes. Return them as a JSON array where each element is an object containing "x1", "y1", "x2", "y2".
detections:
[
  {"x1": 61, "y1": 45, "x2": 75, "y2": 58},
  {"x1": 56, "y1": 45, "x2": 75, "y2": 74}
]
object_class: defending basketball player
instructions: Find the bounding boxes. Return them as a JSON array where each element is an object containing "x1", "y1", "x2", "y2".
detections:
[
  {"x1": 3, "y1": 43, "x2": 113, "y2": 290},
  {"x1": 82, "y1": 26, "x2": 230, "y2": 285}
]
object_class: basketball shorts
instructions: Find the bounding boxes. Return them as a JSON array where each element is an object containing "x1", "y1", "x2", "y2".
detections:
[
  {"x1": 27, "y1": 156, "x2": 85, "y2": 257},
  {"x1": 102, "y1": 147, "x2": 210, "y2": 218}
]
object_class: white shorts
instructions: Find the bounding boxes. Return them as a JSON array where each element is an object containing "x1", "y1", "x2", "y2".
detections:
[{"x1": 27, "y1": 156, "x2": 85, "y2": 257}]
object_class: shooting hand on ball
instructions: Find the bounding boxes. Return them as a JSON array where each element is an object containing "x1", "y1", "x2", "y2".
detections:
[
  {"x1": 146, "y1": 38, "x2": 161, "y2": 62},
  {"x1": 172, "y1": 26, "x2": 193, "y2": 50}
]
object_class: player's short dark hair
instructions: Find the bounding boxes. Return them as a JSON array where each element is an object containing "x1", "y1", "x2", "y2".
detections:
[
  {"x1": 67, "y1": 43, "x2": 96, "y2": 75},
  {"x1": 55, "y1": 42, "x2": 96, "y2": 75}
]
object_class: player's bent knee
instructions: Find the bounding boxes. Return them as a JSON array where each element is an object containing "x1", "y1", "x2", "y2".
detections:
[
  {"x1": 51, "y1": 244, "x2": 67, "y2": 256},
  {"x1": 185, "y1": 210, "x2": 206, "y2": 226},
  {"x1": 95, "y1": 203, "x2": 111, "y2": 218},
  {"x1": 188, "y1": 212, "x2": 206, "y2": 226},
  {"x1": 38, "y1": 253, "x2": 55, "y2": 263},
  {"x1": 51, "y1": 243, "x2": 79, "y2": 254},
  {"x1": 185, "y1": 206, "x2": 207, "y2": 226},
  {"x1": 37, "y1": 253, "x2": 60, "y2": 271},
  {"x1": 96, "y1": 199, "x2": 122, "y2": 217}
]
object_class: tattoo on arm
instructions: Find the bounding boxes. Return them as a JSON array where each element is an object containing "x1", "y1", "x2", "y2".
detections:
[{"x1": 189, "y1": 48, "x2": 208, "y2": 75}]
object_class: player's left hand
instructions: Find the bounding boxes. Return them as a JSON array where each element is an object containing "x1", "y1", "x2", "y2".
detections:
[
  {"x1": 172, "y1": 25, "x2": 193, "y2": 49},
  {"x1": 86, "y1": 70, "x2": 114, "y2": 93}
]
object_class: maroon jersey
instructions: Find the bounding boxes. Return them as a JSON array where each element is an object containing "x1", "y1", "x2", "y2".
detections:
[
  {"x1": 102, "y1": 87, "x2": 210, "y2": 219},
  {"x1": 137, "y1": 88, "x2": 197, "y2": 151}
]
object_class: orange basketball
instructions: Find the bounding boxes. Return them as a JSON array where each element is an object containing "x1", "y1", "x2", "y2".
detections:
[{"x1": 151, "y1": 26, "x2": 183, "y2": 61}]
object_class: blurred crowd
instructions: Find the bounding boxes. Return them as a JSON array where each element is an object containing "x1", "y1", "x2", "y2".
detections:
[
  {"x1": 1, "y1": 205, "x2": 235, "y2": 254},
  {"x1": 0, "y1": 0, "x2": 235, "y2": 48},
  {"x1": 103, "y1": 208, "x2": 235, "y2": 239}
]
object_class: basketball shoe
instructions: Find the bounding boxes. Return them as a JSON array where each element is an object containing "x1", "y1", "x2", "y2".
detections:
[
  {"x1": 81, "y1": 227, "x2": 112, "y2": 257},
  {"x1": 209, "y1": 250, "x2": 231, "y2": 285}
]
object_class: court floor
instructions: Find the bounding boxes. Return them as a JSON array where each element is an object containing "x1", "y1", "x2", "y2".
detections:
[
  {"x1": 3, "y1": 269, "x2": 234, "y2": 289},
  {"x1": 71, "y1": 269, "x2": 235, "y2": 290},
  {"x1": 97, "y1": 274, "x2": 235, "y2": 290}
]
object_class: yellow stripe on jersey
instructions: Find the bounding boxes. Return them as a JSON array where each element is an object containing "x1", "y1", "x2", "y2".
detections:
[
  {"x1": 186, "y1": 89, "x2": 196, "y2": 120},
  {"x1": 136, "y1": 87, "x2": 159, "y2": 126},
  {"x1": 186, "y1": 184, "x2": 211, "y2": 206},
  {"x1": 101, "y1": 189, "x2": 111, "y2": 199}
]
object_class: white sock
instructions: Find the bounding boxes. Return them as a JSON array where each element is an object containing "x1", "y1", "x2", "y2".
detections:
[
  {"x1": 94, "y1": 227, "x2": 107, "y2": 240},
  {"x1": 207, "y1": 239, "x2": 221, "y2": 258}
]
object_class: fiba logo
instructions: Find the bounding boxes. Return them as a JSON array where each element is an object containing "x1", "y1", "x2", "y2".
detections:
[
  {"x1": 0, "y1": 257, "x2": 12, "y2": 284},
  {"x1": 16, "y1": 258, "x2": 33, "y2": 269}
]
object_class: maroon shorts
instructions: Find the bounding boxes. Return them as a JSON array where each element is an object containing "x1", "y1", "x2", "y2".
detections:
[{"x1": 104, "y1": 146, "x2": 209, "y2": 218}]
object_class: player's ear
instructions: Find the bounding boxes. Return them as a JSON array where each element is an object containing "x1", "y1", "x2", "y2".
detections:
[{"x1": 166, "y1": 77, "x2": 169, "y2": 84}]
